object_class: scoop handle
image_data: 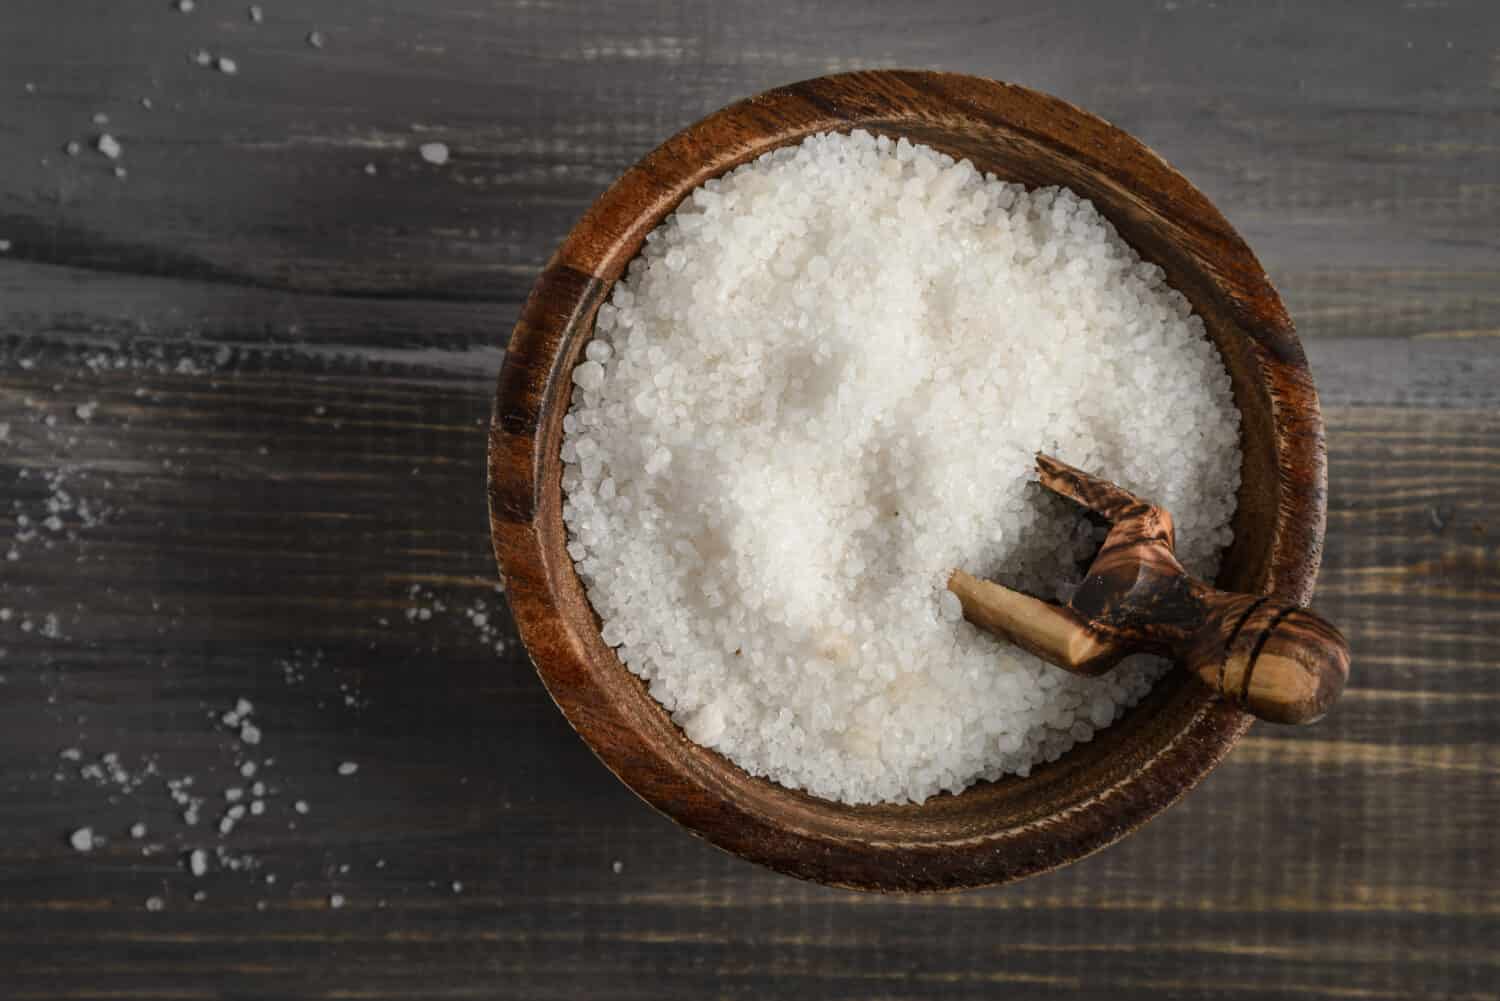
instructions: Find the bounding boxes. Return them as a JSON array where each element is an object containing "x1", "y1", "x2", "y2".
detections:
[{"x1": 1179, "y1": 590, "x2": 1350, "y2": 725}]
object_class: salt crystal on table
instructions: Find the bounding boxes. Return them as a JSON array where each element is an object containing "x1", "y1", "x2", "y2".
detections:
[
  {"x1": 306, "y1": 30, "x2": 325, "y2": 48},
  {"x1": 96, "y1": 134, "x2": 122, "y2": 159},
  {"x1": 69, "y1": 827, "x2": 95, "y2": 852},
  {"x1": 418, "y1": 142, "x2": 449, "y2": 165},
  {"x1": 329, "y1": 894, "x2": 345, "y2": 909},
  {"x1": 216, "y1": 57, "x2": 238, "y2": 75},
  {"x1": 337, "y1": 762, "x2": 358, "y2": 776},
  {"x1": 145, "y1": 897, "x2": 164, "y2": 911},
  {"x1": 188, "y1": 849, "x2": 207, "y2": 876}
]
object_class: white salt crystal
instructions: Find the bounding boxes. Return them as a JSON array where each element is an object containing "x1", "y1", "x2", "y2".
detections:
[
  {"x1": 306, "y1": 30, "x2": 325, "y2": 49},
  {"x1": 293, "y1": 800, "x2": 309, "y2": 814},
  {"x1": 557, "y1": 131, "x2": 1241, "y2": 806},
  {"x1": 69, "y1": 827, "x2": 95, "y2": 852},
  {"x1": 418, "y1": 142, "x2": 449, "y2": 165},
  {"x1": 145, "y1": 896, "x2": 165, "y2": 911},
  {"x1": 329, "y1": 893, "x2": 344, "y2": 909},
  {"x1": 130, "y1": 822, "x2": 147, "y2": 839},
  {"x1": 216, "y1": 56, "x2": 238, "y2": 75},
  {"x1": 188, "y1": 849, "x2": 207, "y2": 876},
  {"x1": 248, "y1": 4, "x2": 263, "y2": 21},
  {"x1": 96, "y1": 134, "x2": 122, "y2": 160},
  {"x1": 337, "y1": 761, "x2": 358, "y2": 776}
]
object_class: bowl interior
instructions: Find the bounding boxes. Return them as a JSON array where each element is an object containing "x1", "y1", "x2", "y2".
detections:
[{"x1": 491, "y1": 72, "x2": 1323, "y2": 890}]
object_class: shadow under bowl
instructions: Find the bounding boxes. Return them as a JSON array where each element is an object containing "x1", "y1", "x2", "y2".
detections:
[{"x1": 488, "y1": 70, "x2": 1327, "y2": 892}]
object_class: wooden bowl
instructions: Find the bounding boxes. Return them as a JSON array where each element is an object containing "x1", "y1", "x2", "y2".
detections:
[{"x1": 487, "y1": 70, "x2": 1326, "y2": 892}]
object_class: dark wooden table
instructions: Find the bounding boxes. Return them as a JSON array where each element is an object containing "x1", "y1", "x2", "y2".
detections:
[{"x1": 2, "y1": 2, "x2": 1497, "y2": 998}]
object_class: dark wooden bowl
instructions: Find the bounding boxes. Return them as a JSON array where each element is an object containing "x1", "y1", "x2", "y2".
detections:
[{"x1": 487, "y1": 70, "x2": 1326, "y2": 892}]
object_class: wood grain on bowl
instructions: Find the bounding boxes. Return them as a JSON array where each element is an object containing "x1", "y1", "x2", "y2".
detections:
[{"x1": 487, "y1": 70, "x2": 1328, "y2": 891}]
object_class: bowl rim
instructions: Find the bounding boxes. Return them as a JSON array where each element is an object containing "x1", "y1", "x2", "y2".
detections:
[{"x1": 487, "y1": 69, "x2": 1327, "y2": 891}]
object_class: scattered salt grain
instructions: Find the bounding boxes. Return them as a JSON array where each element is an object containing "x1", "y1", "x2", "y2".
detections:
[
  {"x1": 337, "y1": 761, "x2": 358, "y2": 776},
  {"x1": 188, "y1": 849, "x2": 207, "y2": 876},
  {"x1": 306, "y1": 30, "x2": 325, "y2": 49},
  {"x1": 559, "y1": 130, "x2": 1241, "y2": 805},
  {"x1": 192, "y1": 49, "x2": 213, "y2": 66},
  {"x1": 145, "y1": 896, "x2": 164, "y2": 911},
  {"x1": 65, "y1": 141, "x2": 81, "y2": 156},
  {"x1": 294, "y1": 800, "x2": 309, "y2": 814},
  {"x1": 75, "y1": 401, "x2": 98, "y2": 422},
  {"x1": 92, "y1": 112, "x2": 109, "y2": 125},
  {"x1": 69, "y1": 827, "x2": 95, "y2": 852},
  {"x1": 248, "y1": 4, "x2": 263, "y2": 21},
  {"x1": 610, "y1": 860, "x2": 623, "y2": 875},
  {"x1": 418, "y1": 142, "x2": 449, "y2": 165},
  {"x1": 329, "y1": 893, "x2": 345, "y2": 909},
  {"x1": 96, "y1": 134, "x2": 122, "y2": 160},
  {"x1": 216, "y1": 56, "x2": 238, "y2": 75},
  {"x1": 451, "y1": 881, "x2": 463, "y2": 893},
  {"x1": 175, "y1": 0, "x2": 195, "y2": 11},
  {"x1": 0, "y1": 240, "x2": 9, "y2": 253}
]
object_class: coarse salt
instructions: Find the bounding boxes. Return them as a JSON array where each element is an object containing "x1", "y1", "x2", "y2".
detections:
[{"x1": 560, "y1": 130, "x2": 1241, "y2": 805}]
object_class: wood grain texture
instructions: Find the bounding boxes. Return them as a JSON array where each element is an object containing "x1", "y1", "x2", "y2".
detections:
[
  {"x1": 1, "y1": 0, "x2": 1498, "y2": 997},
  {"x1": 955, "y1": 454, "x2": 1351, "y2": 725}
]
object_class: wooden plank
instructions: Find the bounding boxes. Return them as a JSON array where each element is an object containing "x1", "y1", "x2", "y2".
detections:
[
  {"x1": 2, "y1": 335, "x2": 1497, "y2": 999},
  {"x1": 2, "y1": 1, "x2": 1498, "y2": 334},
  {"x1": 2, "y1": 0, "x2": 1498, "y2": 996}
]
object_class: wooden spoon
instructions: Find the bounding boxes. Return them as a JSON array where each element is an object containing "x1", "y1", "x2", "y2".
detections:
[{"x1": 949, "y1": 454, "x2": 1350, "y2": 725}]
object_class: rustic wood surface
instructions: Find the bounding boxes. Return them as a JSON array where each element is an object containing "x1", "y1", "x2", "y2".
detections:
[{"x1": 1, "y1": 1, "x2": 1496, "y2": 998}]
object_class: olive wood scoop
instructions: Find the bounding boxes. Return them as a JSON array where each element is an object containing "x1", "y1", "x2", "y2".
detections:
[{"x1": 948, "y1": 454, "x2": 1350, "y2": 725}]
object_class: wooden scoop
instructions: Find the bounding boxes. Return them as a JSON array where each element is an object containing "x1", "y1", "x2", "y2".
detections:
[{"x1": 949, "y1": 454, "x2": 1350, "y2": 725}]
